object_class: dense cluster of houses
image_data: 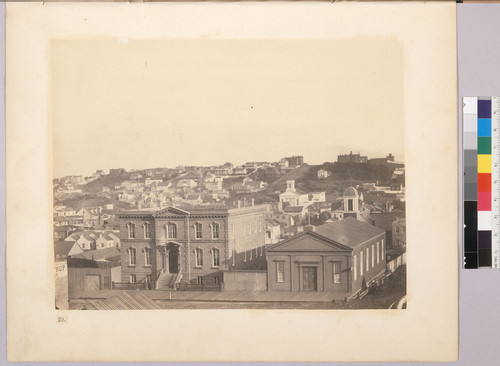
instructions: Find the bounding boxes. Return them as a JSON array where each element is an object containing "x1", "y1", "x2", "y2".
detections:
[{"x1": 54, "y1": 153, "x2": 407, "y2": 309}]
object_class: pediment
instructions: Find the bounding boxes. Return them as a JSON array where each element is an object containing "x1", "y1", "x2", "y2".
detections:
[
  {"x1": 154, "y1": 206, "x2": 190, "y2": 217},
  {"x1": 268, "y1": 232, "x2": 352, "y2": 252}
]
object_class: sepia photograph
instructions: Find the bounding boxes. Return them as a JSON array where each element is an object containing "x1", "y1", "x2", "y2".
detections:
[
  {"x1": 7, "y1": 2, "x2": 459, "y2": 361},
  {"x1": 52, "y1": 39, "x2": 407, "y2": 310}
]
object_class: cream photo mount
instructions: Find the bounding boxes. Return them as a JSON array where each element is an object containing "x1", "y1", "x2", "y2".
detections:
[{"x1": 6, "y1": 2, "x2": 457, "y2": 362}]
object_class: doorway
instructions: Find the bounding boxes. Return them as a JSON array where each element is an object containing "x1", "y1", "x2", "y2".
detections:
[
  {"x1": 302, "y1": 267, "x2": 317, "y2": 291},
  {"x1": 168, "y1": 247, "x2": 179, "y2": 273}
]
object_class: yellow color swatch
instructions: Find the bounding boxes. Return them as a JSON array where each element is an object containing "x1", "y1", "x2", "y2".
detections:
[{"x1": 478, "y1": 154, "x2": 492, "y2": 173}]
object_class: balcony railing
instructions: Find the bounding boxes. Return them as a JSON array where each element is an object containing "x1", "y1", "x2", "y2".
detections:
[{"x1": 175, "y1": 283, "x2": 222, "y2": 292}]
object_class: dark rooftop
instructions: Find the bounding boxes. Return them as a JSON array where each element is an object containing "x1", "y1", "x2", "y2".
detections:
[{"x1": 314, "y1": 217, "x2": 385, "y2": 248}]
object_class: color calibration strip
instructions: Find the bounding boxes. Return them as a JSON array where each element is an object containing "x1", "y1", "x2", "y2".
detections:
[{"x1": 463, "y1": 97, "x2": 500, "y2": 268}]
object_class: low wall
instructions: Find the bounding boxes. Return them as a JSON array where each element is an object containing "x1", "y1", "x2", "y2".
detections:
[{"x1": 222, "y1": 270, "x2": 267, "y2": 291}]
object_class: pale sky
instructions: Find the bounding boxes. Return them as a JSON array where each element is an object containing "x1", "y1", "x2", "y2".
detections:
[{"x1": 52, "y1": 39, "x2": 404, "y2": 178}]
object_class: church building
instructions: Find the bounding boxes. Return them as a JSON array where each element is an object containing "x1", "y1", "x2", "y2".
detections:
[{"x1": 266, "y1": 217, "x2": 386, "y2": 298}]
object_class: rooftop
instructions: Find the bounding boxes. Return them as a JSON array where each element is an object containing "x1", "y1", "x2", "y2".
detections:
[{"x1": 314, "y1": 217, "x2": 385, "y2": 248}]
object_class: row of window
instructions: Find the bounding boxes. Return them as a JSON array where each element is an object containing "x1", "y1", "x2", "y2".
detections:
[
  {"x1": 194, "y1": 247, "x2": 220, "y2": 268},
  {"x1": 126, "y1": 222, "x2": 221, "y2": 240},
  {"x1": 353, "y1": 240, "x2": 384, "y2": 281},
  {"x1": 127, "y1": 246, "x2": 222, "y2": 268},
  {"x1": 127, "y1": 247, "x2": 152, "y2": 266},
  {"x1": 275, "y1": 261, "x2": 342, "y2": 284}
]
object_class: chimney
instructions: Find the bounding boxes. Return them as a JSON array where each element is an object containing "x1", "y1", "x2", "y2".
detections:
[{"x1": 305, "y1": 224, "x2": 316, "y2": 232}]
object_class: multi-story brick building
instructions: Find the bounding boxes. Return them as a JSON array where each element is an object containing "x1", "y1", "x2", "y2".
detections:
[{"x1": 117, "y1": 202, "x2": 268, "y2": 288}]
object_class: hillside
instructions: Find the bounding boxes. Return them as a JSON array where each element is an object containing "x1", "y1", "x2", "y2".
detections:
[{"x1": 243, "y1": 162, "x2": 399, "y2": 204}]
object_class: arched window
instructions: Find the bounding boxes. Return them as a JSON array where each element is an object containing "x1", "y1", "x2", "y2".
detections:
[
  {"x1": 212, "y1": 248, "x2": 220, "y2": 267},
  {"x1": 195, "y1": 222, "x2": 202, "y2": 239},
  {"x1": 211, "y1": 222, "x2": 220, "y2": 239},
  {"x1": 128, "y1": 247, "x2": 137, "y2": 266},
  {"x1": 195, "y1": 248, "x2": 203, "y2": 267},
  {"x1": 144, "y1": 247, "x2": 152, "y2": 266},
  {"x1": 127, "y1": 223, "x2": 135, "y2": 239},
  {"x1": 143, "y1": 222, "x2": 151, "y2": 239},
  {"x1": 166, "y1": 222, "x2": 177, "y2": 239}
]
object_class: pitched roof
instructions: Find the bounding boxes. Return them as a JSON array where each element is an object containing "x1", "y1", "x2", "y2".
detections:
[
  {"x1": 54, "y1": 242, "x2": 80, "y2": 256},
  {"x1": 83, "y1": 290, "x2": 161, "y2": 310},
  {"x1": 73, "y1": 247, "x2": 121, "y2": 262},
  {"x1": 283, "y1": 206, "x2": 304, "y2": 213},
  {"x1": 314, "y1": 217, "x2": 385, "y2": 248}
]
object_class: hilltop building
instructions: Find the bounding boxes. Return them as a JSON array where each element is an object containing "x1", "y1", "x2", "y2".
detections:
[{"x1": 337, "y1": 151, "x2": 368, "y2": 163}]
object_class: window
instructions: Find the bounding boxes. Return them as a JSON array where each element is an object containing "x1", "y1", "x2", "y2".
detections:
[
  {"x1": 127, "y1": 223, "x2": 135, "y2": 239},
  {"x1": 128, "y1": 247, "x2": 136, "y2": 266},
  {"x1": 166, "y1": 222, "x2": 177, "y2": 240},
  {"x1": 347, "y1": 199, "x2": 353, "y2": 211},
  {"x1": 129, "y1": 274, "x2": 136, "y2": 283},
  {"x1": 376, "y1": 242, "x2": 380, "y2": 264},
  {"x1": 396, "y1": 226, "x2": 400, "y2": 233},
  {"x1": 371, "y1": 245, "x2": 375, "y2": 267},
  {"x1": 353, "y1": 255, "x2": 357, "y2": 281},
  {"x1": 360, "y1": 251, "x2": 364, "y2": 276},
  {"x1": 212, "y1": 248, "x2": 220, "y2": 267},
  {"x1": 143, "y1": 222, "x2": 151, "y2": 239},
  {"x1": 197, "y1": 276, "x2": 203, "y2": 285},
  {"x1": 211, "y1": 223, "x2": 220, "y2": 239},
  {"x1": 145, "y1": 247, "x2": 152, "y2": 266},
  {"x1": 195, "y1": 222, "x2": 202, "y2": 239},
  {"x1": 82, "y1": 243, "x2": 85, "y2": 249},
  {"x1": 195, "y1": 248, "x2": 203, "y2": 267},
  {"x1": 101, "y1": 242, "x2": 104, "y2": 248},
  {"x1": 333, "y1": 262, "x2": 341, "y2": 283},
  {"x1": 214, "y1": 276, "x2": 221, "y2": 285},
  {"x1": 366, "y1": 248, "x2": 369, "y2": 272},
  {"x1": 277, "y1": 261, "x2": 285, "y2": 283}
]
